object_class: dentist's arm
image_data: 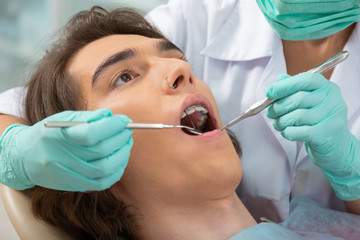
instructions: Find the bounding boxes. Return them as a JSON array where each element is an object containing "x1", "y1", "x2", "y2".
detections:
[
  {"x1": 266, "y1": 72, "x2": 360, "y2": 214},
  {"x1": 345, "y1": 200, "x2": 360, "y2": 215},
  {"x1": 0, "y1": 109, "x2": 133, "y2": 192}
]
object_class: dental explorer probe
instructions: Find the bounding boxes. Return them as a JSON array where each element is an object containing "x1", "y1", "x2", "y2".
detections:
[
  {"x1": 220, "y1": 50, "x2": 349, "y2": 131},
  {"x1": 44, "y1": 121, "x2": 202, "y2": 135}
]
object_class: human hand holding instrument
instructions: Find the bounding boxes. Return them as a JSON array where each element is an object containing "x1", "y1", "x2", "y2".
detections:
[
  {"x1": 0, "y1": 109, "x2": 133, "y2": 191},
  {"x1": 220, "y1": 50, "x2": 349, "y2": 131},
  {"x1": 266, "y1": 50, "x2": 360, "y2": 201}
]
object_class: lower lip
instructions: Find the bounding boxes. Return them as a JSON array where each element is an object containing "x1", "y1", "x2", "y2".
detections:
[{"x1": 196, "y1": 129, "x2": 224, "y2": 138}]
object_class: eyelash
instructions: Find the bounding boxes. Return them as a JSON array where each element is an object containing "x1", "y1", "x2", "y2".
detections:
[
  {"x1": 178, "y1": 56, "x2": 189, "y2": 62},
  {"x1": 114, "y1": 68, "x2": 139, "y2": 87}
]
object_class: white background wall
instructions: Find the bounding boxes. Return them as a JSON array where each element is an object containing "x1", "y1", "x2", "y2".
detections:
[{"x1": 0, "y1": 0, "x2": 168, "y2": 239}]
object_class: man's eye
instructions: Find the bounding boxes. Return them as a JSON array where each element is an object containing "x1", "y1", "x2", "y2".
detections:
[
  {"x1": 119, "y1": 73, "x2": 134, "y2": 82},
  {"x1": 115, "y1": 70, "x2": 138, "y2": 87},
  {"x1": 178, "y1": 56, "x2": 189, "y2": 62}
]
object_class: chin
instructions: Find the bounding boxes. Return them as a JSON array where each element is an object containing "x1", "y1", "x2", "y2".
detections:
[
  {"x1": 217, "y1": 160, "x2": 243, "y2": 196},
  {"x1": 196, "y1": 153, "x2": 243, "y2": 199}
]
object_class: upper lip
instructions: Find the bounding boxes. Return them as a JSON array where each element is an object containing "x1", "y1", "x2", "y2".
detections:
[{"x1": 179, "y1": 93, "x2": 219, "y2": 129}]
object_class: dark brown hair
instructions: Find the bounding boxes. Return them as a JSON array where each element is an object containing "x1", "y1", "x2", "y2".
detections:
[
  {"x1": 24, "y1": 6, "x2": 165, "y2": 240},
  {"x1": 24, "y1": 6, "x2": 165, "y2": 125},
  {"x1": 24, "y1": 5, "x2": 241, "y2": 240}
]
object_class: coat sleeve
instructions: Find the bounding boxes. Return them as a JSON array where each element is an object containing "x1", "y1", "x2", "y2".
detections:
[{"x1": 0, "y1": 87, "x2": 26, "y2": 118}]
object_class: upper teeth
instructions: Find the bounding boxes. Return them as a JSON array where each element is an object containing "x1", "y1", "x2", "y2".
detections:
[{"x1": 181, "y1": 104, "x2": 208, "y2": 119}]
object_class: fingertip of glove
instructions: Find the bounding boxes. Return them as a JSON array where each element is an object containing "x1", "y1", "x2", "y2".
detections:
[
  {"x1": 280, "y1": 130, "x2": 287, "y2": 138},
  {"x1": 280, "y1": 130, "x2": 294, "y2": 142},
  {"x1": 266, "y1": 86, "x2": 275, "y2": 99},
  {"x1": 128, "y1": 136, "x2": 134, "y2": 147},
  {"x1": 113, "y1": 115, "x2": 133, "y2": 128},
  {"x1": 266, "y1": 74, "x2": 290, "y2": 99},
  {"x1": 273, "y1": 121, "x2": 280, "y2": 131},
  {"x1": 123, "y1": 128, "x2": 134, "y2": 137},
  {"x1": 117, "y1": 114, "x2": 133, "y2": 123},
  {"x1": 97, "y1": 108, "x2": 113, "y2": 117},
  {"x1": 86, "y1": 109, "x2": 113, "y2": 122},
  {"x1": 266, "y1": 108, "x2": 275, "y2": 119}
]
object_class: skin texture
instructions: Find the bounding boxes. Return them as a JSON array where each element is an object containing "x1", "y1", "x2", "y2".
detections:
[
  {"x1": 66, "y1": 34, "x2": 256, "y2": 239},
  {"x1": 282, "y1": 23, "x2": 356, "y2": 79}
]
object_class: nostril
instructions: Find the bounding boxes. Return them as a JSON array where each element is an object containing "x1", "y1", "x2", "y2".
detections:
[
  {"x1": 173, "y1": 76, "x2": 183, "y2": 88},
  {"x1": 173, "y1": 78, "x2": 179, "y2": 88},
  {"x1": 165, "y1": 74, "x2": 192, "y2": 89}
]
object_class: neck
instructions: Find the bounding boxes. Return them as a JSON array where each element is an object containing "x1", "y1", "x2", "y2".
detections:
[
  {"x1": 136, "y1": 192, "x2": 256, "y2": 240},
  {"x1": 282, "y1": 23, "x2": 356, "y2": 79}
]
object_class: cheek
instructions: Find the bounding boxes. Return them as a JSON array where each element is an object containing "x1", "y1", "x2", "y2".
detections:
[
  {"x1": 90, "y1": 88, "x2": 158, "y2": 121},
  {"x1": 124, "y1": 130, "x2": 183, "y2": 190}
]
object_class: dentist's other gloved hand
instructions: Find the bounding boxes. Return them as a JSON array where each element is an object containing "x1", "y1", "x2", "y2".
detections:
[
  {"x1": 0, "y1": 109, "x2": 133, "y2": 192},
  {"x1": 266, "y1": 72, "x2": 360, "y2": 201}
]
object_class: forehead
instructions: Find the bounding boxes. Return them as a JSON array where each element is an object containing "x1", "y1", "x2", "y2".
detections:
[{"x1": 67, "y1": 34, "x2": 163, "y2": 77}]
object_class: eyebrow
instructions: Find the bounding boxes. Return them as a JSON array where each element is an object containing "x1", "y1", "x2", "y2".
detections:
[
  {"x1": 92, "y1": 39, "x2": 183, "y2": 86},
  {"x1": 157, "y1": 39, "x2": 183, "y2": 55},
  {"x1": 92, "y1": 48, "x2": 138, "y2": 85}
]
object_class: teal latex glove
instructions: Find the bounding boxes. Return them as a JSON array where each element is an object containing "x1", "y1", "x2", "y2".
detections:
[
  {"x1": 0, "y1": 109, "x2": 133, "y2": 192},
  {"x1": 266, "y1": 72, "x2": 360, "y2": 201}
]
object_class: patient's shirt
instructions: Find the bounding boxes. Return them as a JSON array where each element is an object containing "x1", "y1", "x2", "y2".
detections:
[
  {"x1": 0, "y1": 87, "x2": 25, "y2": 118},
  {"x1": 229, "y1": 196, "x2": 360, "y2": 240}
]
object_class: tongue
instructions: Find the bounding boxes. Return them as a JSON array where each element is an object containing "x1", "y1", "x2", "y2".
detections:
[{"x1": 181, "y1": 111, "x2": 202, "y2": 129}]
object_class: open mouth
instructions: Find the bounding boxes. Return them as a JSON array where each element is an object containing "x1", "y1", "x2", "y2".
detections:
[{"x1": 180, "y1": 104, "x2": 217, "y2": 135}]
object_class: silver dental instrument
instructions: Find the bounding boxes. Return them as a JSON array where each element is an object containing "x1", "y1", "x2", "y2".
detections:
[
  {"x1": 220, "y1": 50, "x2": 349, "y2": 131},
  {"x1": 44, "y1": 121, "x2": 202, "y2": 135}
]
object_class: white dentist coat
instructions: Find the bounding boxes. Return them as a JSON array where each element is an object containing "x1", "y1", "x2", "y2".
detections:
[
  {"x1": 145, "y1": 0, "x2": 360, "y2": 222},
  {"x1": 1, "y1": 0, "x2": 360, "y2": 222}
]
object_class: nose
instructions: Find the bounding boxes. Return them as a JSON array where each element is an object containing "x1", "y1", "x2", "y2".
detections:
[{"x1": 162, "y1": 60, "x2": 193, "y2": 93}]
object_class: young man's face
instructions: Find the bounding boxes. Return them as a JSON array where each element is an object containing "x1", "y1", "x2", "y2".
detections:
[{"x1": 67, "y1": 34, "x2": 242, "y2": 203}]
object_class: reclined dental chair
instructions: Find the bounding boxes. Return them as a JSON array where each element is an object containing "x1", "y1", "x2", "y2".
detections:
[{"x1": 0, "y1": 184, "x2": 72, "y2": 240}]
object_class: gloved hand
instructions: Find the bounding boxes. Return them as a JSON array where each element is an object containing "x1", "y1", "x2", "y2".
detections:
[
  {"x1": 0, "y1": 108, "x2": 133, "y2": 192},
  {"x1": 266, "y1": 72, "x2": 360, "y2": 201}
]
